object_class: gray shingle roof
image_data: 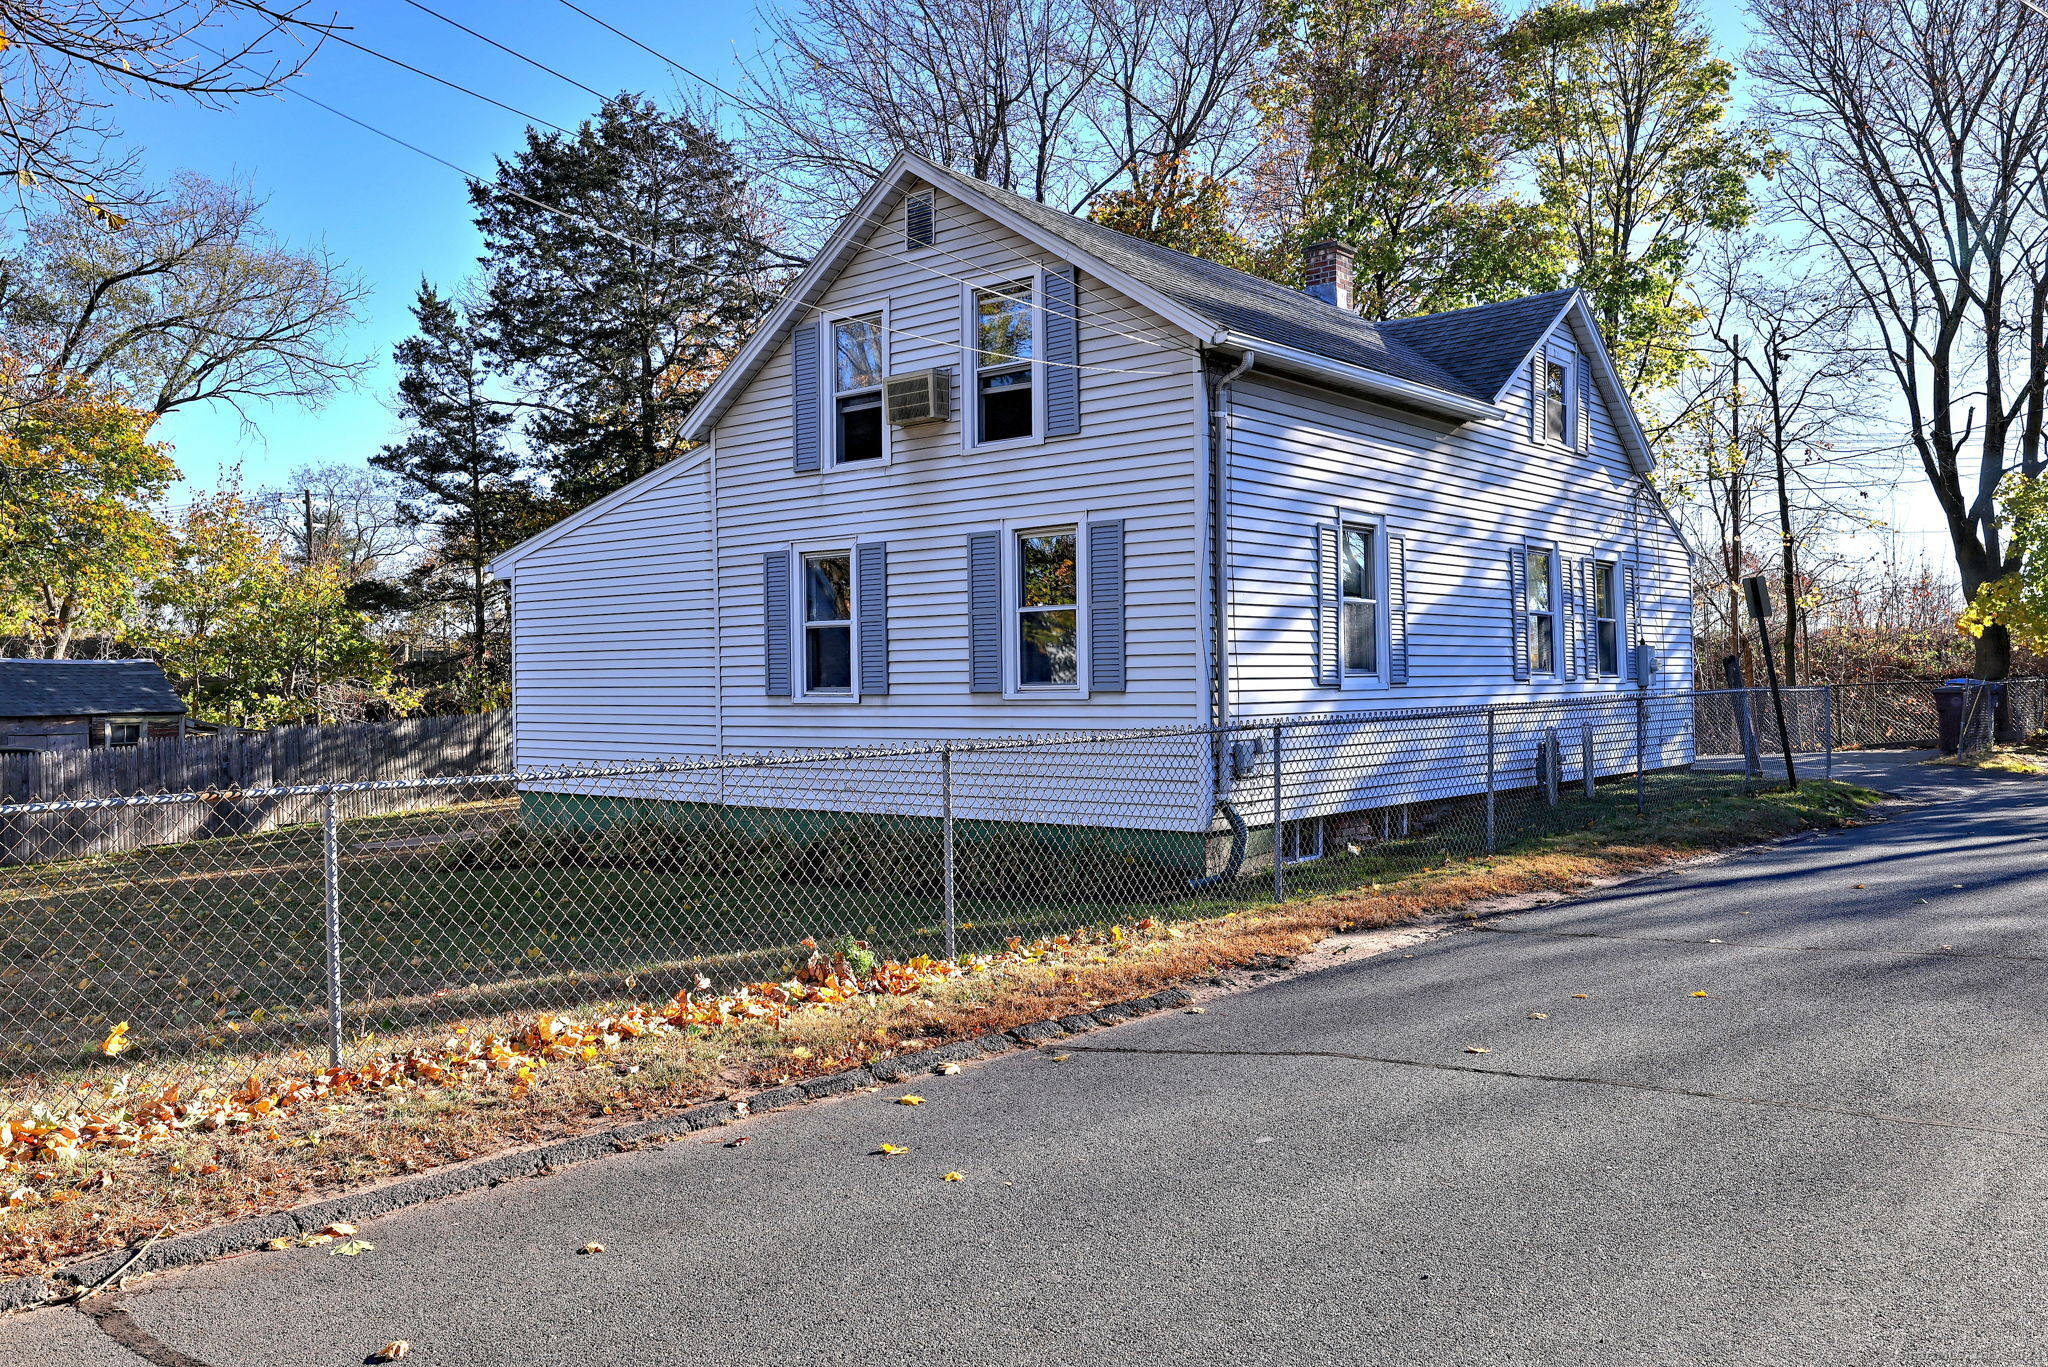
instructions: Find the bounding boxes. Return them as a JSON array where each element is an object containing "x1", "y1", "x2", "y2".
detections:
[
  {"x1": 935, "y1": 166, "x2": 1575, "y2": 403},
  {"x1": 0, "y1": 659, "x2": 187, "y2": 718}
]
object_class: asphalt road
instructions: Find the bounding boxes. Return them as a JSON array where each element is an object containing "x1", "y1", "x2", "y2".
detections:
[{"x1": 8, "y1": 752, "x2": 2048, "y2": 1367}]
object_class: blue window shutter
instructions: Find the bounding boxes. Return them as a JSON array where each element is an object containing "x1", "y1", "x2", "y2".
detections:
[
  {"x1": 791, "y1": 321, "x2": 821, "y2": 472},
  {"x1": 763, "y1": 552, "x2": 792, "y2": 696},
  {"x1": 968, "y1": 532, "x2": 1002, "y2": 693},
  {"x1": 1579, "y1": 359, "x2": 1594, "y2": 451},
  {"x1": 1043, "y1": 264, "x2": 1080, "y2": 437},
  {"x1": 1086, "y1": 519, "x2": 1126, "y2": 691},
  {"x1": 856, "y1": 541, "x2": 889, "y2": 695},
  {"x1": 1509, "y1": 547, "x2": 1530, "y2": 682},
  {"x1": 1561, "y1": 554, "x2": 1579, "y2": 682},
  {"x1": 1624, "y1": 561, "x2": 1641, "y2": 681},
  {"x1": 1315, "y1": 523, "x2": 1339, "y2": 687},
  {"x1": 1387, "y1": 534, "x2": 1409, "y2": 684}
]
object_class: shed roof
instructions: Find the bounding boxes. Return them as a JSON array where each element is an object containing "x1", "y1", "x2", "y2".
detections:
[{"x1": 0, "y1": 659, "x2": 187, "y2": 718}]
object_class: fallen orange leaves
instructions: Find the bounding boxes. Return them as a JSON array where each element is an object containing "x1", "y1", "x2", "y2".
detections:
[{"x1": 0, "y1": 924, "x2": 1154, "y2": 1194}]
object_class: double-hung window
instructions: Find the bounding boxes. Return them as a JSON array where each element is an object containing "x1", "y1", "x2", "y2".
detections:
[
  {"x1": 832, "y1": 315, "x2": 885, "y2": 464},
  {"x1": 1526, "y1": 547, "x2": 1557, "y2": 674},
  {"x1": 1016, "y1": 527, "x2": 1078, "y2": 686},
  {"x1": 1594, "y1": 559, "x2": 1620, "y2": 676},
  {"x1": 802, "y1": 551, "x2": 854, "y2": 693},
  {"x1": 974, "y1": 281, "x2": 1035, "y2": 443},
  {"x1": 1341, "y1": 524, "x2": 1378, "y2": 676}
]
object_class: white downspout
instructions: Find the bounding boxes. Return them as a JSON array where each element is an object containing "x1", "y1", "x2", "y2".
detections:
[{"x1": 1207, "y1": 350, "x2": 1254, "y2": 737}]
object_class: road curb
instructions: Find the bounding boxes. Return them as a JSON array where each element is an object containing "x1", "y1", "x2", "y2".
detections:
[{"x1": 1, "y1": 986, "x2": 1194, "y2": 1315}]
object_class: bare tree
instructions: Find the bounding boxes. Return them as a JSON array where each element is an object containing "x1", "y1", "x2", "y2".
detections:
[
  {"x1": 1, "y1": 173, "x2": 368, "y2": 417},
  {"x1": 1696, "y1": 236, "x2": 1889, "y2": 683},
  {"x1": 1748, "y1": 0, "x2": 2048, "y2": 680},
  {"x1": 252, "y1": 462, "x2": 423, "y2": 582},
  {"x1": 0, "y1": 0, "x2": 333, "y2": 215},
  {"x1": 737, "y1": 0, "x2": 1264, "y2": 225}
]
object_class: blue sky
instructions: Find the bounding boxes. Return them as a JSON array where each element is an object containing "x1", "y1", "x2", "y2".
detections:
[
  {"x1": 110, "y1": 0, "x2": 1951, "y2": 555},
  {"x1": 120, "y1": 0, "x2": 758, "y2": 494}
]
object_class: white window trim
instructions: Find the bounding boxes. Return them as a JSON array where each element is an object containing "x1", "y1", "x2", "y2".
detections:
[
  {"x1": 962, "y1": 269, "x2": 1048, "y2": 454},
  {"x1": 1541, "y1": 350, "x2": 1579, "y2": 450},
  {"x1": 1335, "y1": 508, "x2": 1391, "y2": 689},
  {"x1": 824, "y1": 303, "x2": 893, "y2": 472},
  {"x1": 1281, "y1": 817, "x2": 1325, "y2": 865},
  {"x1": 1591, "y1": 554, "x2": 1623, "y2": 679},
  {"x1": 102, "y1": 717, "x2": 146, "y2": 746},
  {"x1": 1525, "y1": 541, "x2": 1562, "y2": 677},
  {"x1": 789, "y1": 542, "x2": 863, "y2": 703},
  {"x1": 1003, "y1": 513, "x2": 1088, "y2": 698}
]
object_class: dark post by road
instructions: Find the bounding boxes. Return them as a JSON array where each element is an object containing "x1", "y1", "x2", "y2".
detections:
[
  {"x1": 1743, "y1": 575, "x2": 1799, "y2": 790},
  {"x1": 1723, "y1": 655, "x2": 1763, "y2": 785}
]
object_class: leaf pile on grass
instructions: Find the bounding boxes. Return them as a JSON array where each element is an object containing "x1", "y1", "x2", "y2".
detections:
[
  {"x1": 0, "y1": 776, "x2": 1882, "y2": 1281},
  {"x1": 1926, "y1": 741, "x2": 2048, "y2": 774}
]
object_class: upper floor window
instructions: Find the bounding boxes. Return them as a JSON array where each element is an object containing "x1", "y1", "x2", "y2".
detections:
[
  {"x1": 1526, "y1": 546, "x2": 1557, "y2": 674},
  {"x1": 802, "y1": 551, "x2": 854, "y2": 693},
  {"x1": 1341, "y1": 524, "x2": 1378, "y2": 676},
  {"x1": 1594, "y1": 558, "x2": 1620, "y2": 675},
  {"x1": 1016, "y1": 527, "x2": 1077, "y2": 686},
  {"x1": 832, "y1": 315, "x2": 884, "y2": 464},
  {"x1": 974, "y1": 281, "x2": 1035, "y2": 443},
  {"x1": 1545, "y1": 360, "x2": 1568, "y2": 444}
]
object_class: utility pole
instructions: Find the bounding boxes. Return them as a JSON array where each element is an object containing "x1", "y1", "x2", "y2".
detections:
[
  {"x1": 304, "y1": 489, "x2": 323, "y2": 726},
  {"x1": 1743, "y1": 574, "x2": 1798, "y2": 789}
]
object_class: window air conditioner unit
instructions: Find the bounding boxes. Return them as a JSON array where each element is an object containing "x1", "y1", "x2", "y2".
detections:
[{"x1": 883, "y1": 367, "x2": 952, "y2": 425}]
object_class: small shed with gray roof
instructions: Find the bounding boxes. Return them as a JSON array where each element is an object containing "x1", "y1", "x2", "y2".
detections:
[{"x1": 0, "y1": 659, "x2": 188, "y2": 752}]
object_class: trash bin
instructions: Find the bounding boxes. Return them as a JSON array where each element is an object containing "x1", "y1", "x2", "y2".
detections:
[
  {"x1": 1969, "y1": 680, "x2": 2006, "y2": 750},
  {"x1": 1932, "y1": 683, "x2": 1971, "y2": 755}
]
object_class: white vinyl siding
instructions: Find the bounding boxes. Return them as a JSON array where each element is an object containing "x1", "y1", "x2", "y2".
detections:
[
  {"x1": 710, "y1": 191, "x2": 1202, "y2": 751},
  {"x1": 1222, "y1": 318, "x2": 1691, "y2": 720},
  {"x1": 501, "y1": 457, "x2": 715, "y2": 767}
]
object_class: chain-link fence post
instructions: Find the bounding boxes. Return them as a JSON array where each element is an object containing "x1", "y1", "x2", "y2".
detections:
[
  {"x1": 1581, "y1": 721, "x2": 1595, "y2": 799},
  {"x1": 1635, "y1": 693, "x2": 1647, "y2": 814},
  {"x1": 940, "y1": 744, "x2": 956, "y2": 961},
  {"x1": 1823, "y1": 684, "x2": 1835, "y2": 780},
  {"x1": 322, "y1": 789, "x2": 344, "y2": 1068},
  {"x1": 1484, "y1": 708, "x2": 1497, "y2": 855},
  {"x1": 1271, "y1": 720, "x2": 1286, "y2": 902}
]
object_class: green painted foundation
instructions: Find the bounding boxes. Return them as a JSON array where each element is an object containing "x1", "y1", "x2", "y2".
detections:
[{"x1": 516, "y1": 789, "x2": 1212, "y2": 874}]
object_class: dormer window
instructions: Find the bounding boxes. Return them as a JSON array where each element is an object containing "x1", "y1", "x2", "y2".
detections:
[
  {"x1": 973, "y1": 280, "x2": 1035, "y2": 443},
  {"x1": 833, "y1": 314, "x2": 885, "y2": 464},
  {"x1": 1545, "y1": 360, "x2": 1568, "y2": 444}
]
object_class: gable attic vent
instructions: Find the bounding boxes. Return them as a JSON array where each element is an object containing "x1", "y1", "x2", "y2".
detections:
[
  {"x1": 905, "y1": 188, "x2": 937, "y2": 249},
  {"x1": 884, "y1": 367, "x2": 952, "y2": 425}
]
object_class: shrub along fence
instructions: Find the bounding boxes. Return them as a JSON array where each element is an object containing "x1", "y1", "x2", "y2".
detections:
[{"x1": 0, "y1": 711, "x2": 508, "y2": 863}]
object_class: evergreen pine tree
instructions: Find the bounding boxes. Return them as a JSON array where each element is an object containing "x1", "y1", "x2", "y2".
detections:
[
  {"x1": 470, "y1": 95, "x2": 777, "y2": 505},
  {"x1": 371, "y1": 283, "x2": 532, "y2": 702}
]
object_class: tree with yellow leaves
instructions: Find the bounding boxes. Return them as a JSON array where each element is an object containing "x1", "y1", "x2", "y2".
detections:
[
  {"x1": 1961, "y1": 475, "x2": 2048, "y2": 656},
  {"x1": 0, "y1": 352, "x2": 174, "y2": 657}
]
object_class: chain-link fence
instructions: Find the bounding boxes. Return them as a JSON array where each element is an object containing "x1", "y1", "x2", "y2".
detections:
[{"x1": 0, "y1": 681, "x2": 2031, "y2": 1117}]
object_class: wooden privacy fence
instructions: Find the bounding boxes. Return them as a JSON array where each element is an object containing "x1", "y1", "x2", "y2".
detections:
[{"x1": 0, "y1": 712, "x2": 508, "y2": 864}]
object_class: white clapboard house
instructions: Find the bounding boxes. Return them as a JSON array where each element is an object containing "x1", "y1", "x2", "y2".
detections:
[{"x1": 490, "y1": 153, "x2": 1692, "y2": 861}]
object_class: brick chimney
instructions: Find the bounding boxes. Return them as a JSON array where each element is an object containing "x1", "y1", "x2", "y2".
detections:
[{"x1": 1304, "y1": 239, "x2": 1357, "y2": 312}]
